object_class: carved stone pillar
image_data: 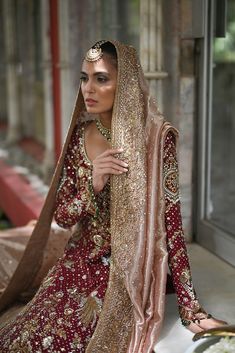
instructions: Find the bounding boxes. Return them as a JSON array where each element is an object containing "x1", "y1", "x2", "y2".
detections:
[
  {"x1": 140, "y1": 0, "x2": 168, "y2": 111},
  {"x1": 3, "y1": 0, "x2": 21, "y2": 143},
  {"x1": 41, "y1": 0, "x2": 55, "y2": 182}
]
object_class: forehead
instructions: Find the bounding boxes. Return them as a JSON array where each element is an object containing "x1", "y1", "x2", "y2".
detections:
[{"x1": 81, "y1": 56, "x2": 117, "y2": 75}]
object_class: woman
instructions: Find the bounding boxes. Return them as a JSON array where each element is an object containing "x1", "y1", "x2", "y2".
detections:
[{"x1": 0, "y1": 40, "x2": 225, "y2": 352}]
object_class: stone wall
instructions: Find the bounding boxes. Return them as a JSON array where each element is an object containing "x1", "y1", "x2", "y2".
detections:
[
  {"x1": 0, "y1": 0, "x2": 198, "y2": 241},
  {"x1": 162, "y1": 0, "x2": 196, "y2": 241}
]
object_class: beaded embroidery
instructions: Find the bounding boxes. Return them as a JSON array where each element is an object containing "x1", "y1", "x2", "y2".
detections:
[
  {"x1": 164, "y1": 132, "x2": 203, "y2": 327},
  {"x1": 163, "y1": 153, "x2": 180, "y2": 204}
]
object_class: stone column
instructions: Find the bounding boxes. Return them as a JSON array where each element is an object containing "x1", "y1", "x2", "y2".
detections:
[
  {"x1": 140, "y1": 0, "x2": 168, "y2": 111},
  {"x1": 162, "y1": 0, "x2": 181, "y2": 128},
  {"x1": 41, "y1": 0, "x2": 55, "y2": 182},
  {"x1": 58, "y1": 0, "x2": 73, "y2": 142},
  {"x1": 162, "y1": 0, "x2": 197, "y2": 240},
  {"x1": 3, "y1": 0, "x2": 21, "y2": 143}
]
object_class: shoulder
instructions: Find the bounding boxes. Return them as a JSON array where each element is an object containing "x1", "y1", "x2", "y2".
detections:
[
  {"x1": 162, "y1": 124, "x2": 179, "y2": 164},
  {"x1": 165, "y1": 130, "x2": 177, "y2": 147},
  {"x1": 161, "y1": 120, "x2": 179, "y2": 150}
]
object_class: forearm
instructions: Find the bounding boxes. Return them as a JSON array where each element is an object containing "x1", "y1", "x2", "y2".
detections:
[
  {"x1": 163, "y1": 130, "x2": 201, "y2": 323},
  {"x1": 166, "y1": 200, "x2": 199, "y2": 312}
]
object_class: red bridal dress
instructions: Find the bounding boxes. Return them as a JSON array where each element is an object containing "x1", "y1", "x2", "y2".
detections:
[{"x1": 0, "y1": 121, "x2": 200, "y2": 352}]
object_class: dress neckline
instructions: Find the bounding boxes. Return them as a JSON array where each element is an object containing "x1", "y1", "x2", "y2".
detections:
[{"x1": 81, "y1": 125, "x2": 92, "y2": 167}]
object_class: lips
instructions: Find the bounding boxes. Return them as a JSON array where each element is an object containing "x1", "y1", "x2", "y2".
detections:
[{"x1": 85, "y1": 98, "x2": 98, "y2": 104}]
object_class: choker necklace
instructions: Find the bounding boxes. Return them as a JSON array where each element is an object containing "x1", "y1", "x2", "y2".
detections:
[{"x1": 95, "y1": 119, "x2": 111, "y2": 142}]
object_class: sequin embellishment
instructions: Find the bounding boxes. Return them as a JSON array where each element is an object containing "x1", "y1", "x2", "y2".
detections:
[{"x1": 164, "y1": 154, "x2": 180, "y2": 204}]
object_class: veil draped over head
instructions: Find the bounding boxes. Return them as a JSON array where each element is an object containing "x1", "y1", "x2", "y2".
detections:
[{"x1": 0, "y1": 40, "x2": 178, "y2": 352}]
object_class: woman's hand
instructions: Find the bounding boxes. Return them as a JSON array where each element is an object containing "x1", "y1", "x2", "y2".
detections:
[
  {"x1": 187, "y1": 316, "x2": 228, "y2": 334},
  {"x1": 92, "y1": 148, "x2": 128, "y2": 194}
]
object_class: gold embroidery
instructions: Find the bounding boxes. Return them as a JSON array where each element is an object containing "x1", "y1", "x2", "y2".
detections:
[
  {"x1": 169, "y1": 248, "x2": 185, "y2": 268},
  {"x1": 56, "y1": 327, "x2": 67, "y2": 339},
  {"x1": 77, "y1": 166, "x2": 86, "y2": 178},
  {"x1": 163, "y1": 154, "x2": 180, "y2": 204},
  {"x1": 93, "y1": 234, "x2": 105, "y2": 247},
  {"x1": 167, "y1": 230, "x2": 182, "y2": 249},
  {"x1": 179, "y1": 267, "x2": 197, "y2": 302},
  {"x1": 79, "y1": 293, "x2": 102, "y2": 328},
  {"x1": 180, "y1": 269, "x2": 191, "y2": 284},
  {"x1": 67, "y1": 199, "x2": 82, "y2": 215}
]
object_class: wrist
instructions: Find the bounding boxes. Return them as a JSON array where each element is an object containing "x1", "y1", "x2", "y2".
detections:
[
  {"x1": 92, "y1": 177, "x2": 103, "y2": 194},
  {"x1": 93, "y1": 183, "x2": 100, "y2": 195},
  {"x1": 179, "y1": 303, "x2": 211, "y2": 327}
]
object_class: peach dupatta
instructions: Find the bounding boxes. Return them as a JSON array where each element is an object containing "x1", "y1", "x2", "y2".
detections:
[{"x1": 85, "y1": 41, "x2": 178, "y2": 353}]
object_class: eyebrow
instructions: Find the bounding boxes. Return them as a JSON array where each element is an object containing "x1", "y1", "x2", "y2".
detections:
[{"x1": 80, "y1": 71, "x2": 110, "y2": 76}]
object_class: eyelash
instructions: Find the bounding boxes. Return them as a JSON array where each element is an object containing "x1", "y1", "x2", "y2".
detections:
[
  {"x1": 80, "y1": 76, "x2": 108, "y2": 83},
  {"x1": 80, "y1": 76, "x2": 88, "y2": 82},
  {"x1": 97, "y1": 76, "x2": 108, "y2": 83}
]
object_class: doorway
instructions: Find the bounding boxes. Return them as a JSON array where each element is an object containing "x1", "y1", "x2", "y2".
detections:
[{"x1": 197, "y1": 0, "x2": 235, "y2": 265}]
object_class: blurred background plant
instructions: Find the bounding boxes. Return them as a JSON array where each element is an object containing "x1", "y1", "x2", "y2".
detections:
[
  {"x1": 0, "y1": 210, "x2": 12, "y2": 230},
  {"x1": 214, "y1": 2, "x2": 235, "y2": 62}
]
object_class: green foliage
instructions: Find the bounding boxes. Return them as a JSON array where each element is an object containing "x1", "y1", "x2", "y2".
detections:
[
  {"x1": 0, "y1": 209, "x2": 12, "y2": 230},
  {"x1": 214, "y1": 1, "x2": 235, "y2": 62}
]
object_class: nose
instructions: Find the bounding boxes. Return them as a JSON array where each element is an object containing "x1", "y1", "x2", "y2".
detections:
[{"x1": 84, "y1": 78, "x2": 95, "y2": 93}]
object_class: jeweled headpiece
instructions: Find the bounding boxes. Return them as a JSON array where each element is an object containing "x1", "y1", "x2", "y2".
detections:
[{"x1": 85, "y1": 40, "x2": 107, "y2": 62}]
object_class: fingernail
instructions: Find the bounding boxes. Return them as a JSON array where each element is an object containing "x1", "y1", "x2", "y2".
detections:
[{"x1": 123, "y1": 162, "x2": 128, "y2": 167}]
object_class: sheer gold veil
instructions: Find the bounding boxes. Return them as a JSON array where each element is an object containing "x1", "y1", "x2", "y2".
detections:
[{"x1": 0, "y1": 40, "x2": 178, "y2": 352}]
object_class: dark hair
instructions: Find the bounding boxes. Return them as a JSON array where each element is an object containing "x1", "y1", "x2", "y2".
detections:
[{"x1": 100, "y1": 41, "x2": 117, "y2": 68}]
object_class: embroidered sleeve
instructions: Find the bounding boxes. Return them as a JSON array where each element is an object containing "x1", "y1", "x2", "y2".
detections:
[
  {"x1": 54, "y1": 125, "x2": 96, "y2": 229},
  {"x1": 163, "y1": 131, "x2": 203, "y2": 325}
]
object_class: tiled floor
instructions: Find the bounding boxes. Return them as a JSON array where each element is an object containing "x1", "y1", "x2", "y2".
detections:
[{"x1": 154, "y1": 243, "x2": 235, "y2": 353}]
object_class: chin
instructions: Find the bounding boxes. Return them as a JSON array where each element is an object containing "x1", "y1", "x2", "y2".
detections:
[
  {"x1": 85, "y1": 107, "x2": 100, "y2": 114},
  {"x1": 85, "y1": 105, "x2": 112, "y2": 116}
]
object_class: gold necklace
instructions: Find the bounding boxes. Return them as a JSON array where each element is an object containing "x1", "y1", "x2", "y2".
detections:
[{"x1": 95, "y1": 119, "x2": 111, "y2": 142}]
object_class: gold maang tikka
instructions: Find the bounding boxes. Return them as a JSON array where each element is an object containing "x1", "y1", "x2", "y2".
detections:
[{"x1": 85, "y1": 40, "x2": 107, "y2": 62}]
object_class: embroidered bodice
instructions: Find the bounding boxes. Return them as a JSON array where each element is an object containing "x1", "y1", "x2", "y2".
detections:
[{"x1": 54, "y1": 121, "x2": 111, "y2": 261}]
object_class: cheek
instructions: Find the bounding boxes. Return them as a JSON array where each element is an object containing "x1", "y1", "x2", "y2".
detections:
[
  {"x1": 100, "y1": 85, "x2": 116, "y2": 103},
  {"x1": 106, "y1": 90, "x2": 115, "y2": 107}
]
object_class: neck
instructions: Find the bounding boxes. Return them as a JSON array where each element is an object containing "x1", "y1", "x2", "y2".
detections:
[{"x1": 99, "y1": 112, "x2": 112, "y2": 129}]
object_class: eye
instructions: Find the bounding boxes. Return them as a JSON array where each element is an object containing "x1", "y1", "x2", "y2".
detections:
[
  {"x1": 80, "y1": 75, "x2": 88, "y2": 82},
  {"x1": 97, "y1": 75, "x2": 108, "y2": 83}
]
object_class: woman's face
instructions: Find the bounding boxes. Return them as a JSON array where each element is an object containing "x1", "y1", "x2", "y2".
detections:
[{"x1": 80, "y1": 56, "x2": 117, "y2": 117}]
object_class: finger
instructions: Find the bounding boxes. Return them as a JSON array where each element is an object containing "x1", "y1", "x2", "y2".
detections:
[
  {"x1": 187, "y1": 322, "x2": 204, "y2": 334},
  {"x1": 100, "y1": 168, "x2": 127, "y2": 175},
  {"x1": 197, "y1": 318, "x2": 227, "y2": 330},
  {"x1": 95, "y1": 163, "x2": 128, "y2": 173},
  {"x1": 97, "y1": 148, "x2": 124, "y2": 158},
  {"x1": 95, "y1": 156, "x2": 128, "y2": 168}
]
